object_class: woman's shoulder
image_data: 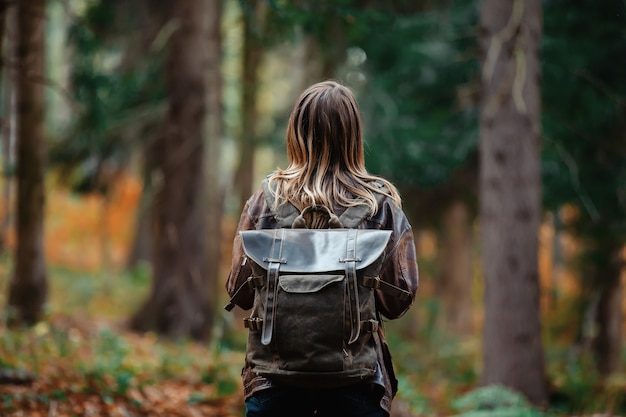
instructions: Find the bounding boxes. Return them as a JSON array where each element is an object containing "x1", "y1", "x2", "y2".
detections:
[
  {"x1": 244, "y1": 183, "x2": 288, "y2": 229},
  {"x1": 365, "y1": 189, "x2": 411, "y2": 232},
  {"x1": 244, "y1": 188, "x2": 271, "y2": 221}
]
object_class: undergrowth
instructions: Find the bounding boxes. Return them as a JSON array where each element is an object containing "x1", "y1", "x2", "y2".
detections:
[
  {"x1": 385, "y1": 298, "x2": 626, "y2": 417},
  {"x1": 0, "y1": 261, "x2": 625, "y2": 416}
]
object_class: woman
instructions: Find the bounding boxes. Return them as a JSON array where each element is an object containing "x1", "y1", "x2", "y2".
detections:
[{"x1": 226, "y1": 80, "x2": 419, "y2": 417}]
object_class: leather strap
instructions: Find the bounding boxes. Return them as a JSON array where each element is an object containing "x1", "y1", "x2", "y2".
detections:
[
  {"x1": 341, "y1": 228, "x2": 361, "y2": 344},
  {"x1": 361, "y1": 319, "x2": 379, "y2": 333},
  {"x1": 261, "y1": 229, "x2": 285, "y2": 345},
  {"x1": 292, "y1": 205, "x2": 343, "y2": 229},
  {"x1": 338, "y1": 182, "x2": 387, "y2": 228},
  {"x1": 261, "y1": 178, "x2": 299, "y2": 228},
  {"x1": 362, "y1": 276, "x2": 412, "y2": 302},
  {"x1": 224, "y1": 274, "x2": 267, "y2": 312}
]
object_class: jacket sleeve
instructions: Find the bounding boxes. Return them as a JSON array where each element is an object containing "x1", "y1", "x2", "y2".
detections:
[
  {"x1": 375, "y1": 205, "x2": 419, "y2": 319},
  {"x1": 225, "y1": 201, "x2": 256, "y2": 310}
]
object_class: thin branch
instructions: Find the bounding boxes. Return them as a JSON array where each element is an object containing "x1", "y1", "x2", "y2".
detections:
[
  {"x1": 574, "y1": 69, "x2": 624, "y2": 105},
  {"x1": 544, "y1": 134, "x2": 601, "y2": 222}
]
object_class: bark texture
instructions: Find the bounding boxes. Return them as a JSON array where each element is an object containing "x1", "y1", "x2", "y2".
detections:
[
  {"x1": 130, "y1": 0, "x2": 211, "y2": 340},
  {"x1": 8, "y1": 0, "x2": 48, "y2": 326},
  {"x1": 479, "y1": 0, "x2": 547, "y2": 405}
]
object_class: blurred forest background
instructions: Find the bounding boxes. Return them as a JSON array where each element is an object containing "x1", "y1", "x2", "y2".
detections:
[{"x1": 0, "y1": 0, "x2": 625, "y2": 416}]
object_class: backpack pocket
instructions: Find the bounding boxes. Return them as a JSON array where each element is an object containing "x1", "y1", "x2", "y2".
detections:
[
  {"x1": 274, "y1": 274, "x2": 346, "y2": 373},
  {"x1": 278, "y1": 274, "x2": 343, "y2": 293}
]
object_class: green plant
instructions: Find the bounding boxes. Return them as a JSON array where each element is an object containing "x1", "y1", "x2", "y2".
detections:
[
  {"x1": 451, "y1": 385, "x2": 549, "y2": 417},
  {"x1": 80, "y1": 328, "x2": 138, "y2": 396},
  {"x1": 395, "y1": 375, "x2": 437, "y2": 417},
  {"x1": 201, "y1": 352, "x2": 241, "y2": 399}
]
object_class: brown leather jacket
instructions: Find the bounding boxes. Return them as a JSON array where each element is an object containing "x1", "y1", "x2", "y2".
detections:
[{"x1": 226, "y1": 186, "x2": 419, "y2": 413}]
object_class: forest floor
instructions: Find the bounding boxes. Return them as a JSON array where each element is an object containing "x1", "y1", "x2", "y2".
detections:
[
  {"x1": 0, "y1": 311, "x2": 449, "y2": 417},
  {"x1": 2, "y1": 310, "x2": 625, "y2": 417},
  {"x1": 0, "y1": 313, "x2": 246, "y2": 417},
  {"x1": 0, "y1": 257, "x2": 625, "y2": 417}
]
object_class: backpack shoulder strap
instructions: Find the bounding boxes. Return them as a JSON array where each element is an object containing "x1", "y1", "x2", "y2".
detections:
[
  {"x1": 338, "y1": 182, "x2": 388, "y2": 228},
  {"x1": 262, "y1": 177, "x2": 389, "y2": 229},
  {"x1": 261, "y1": 177, "x2": 300, "y2": 228}
]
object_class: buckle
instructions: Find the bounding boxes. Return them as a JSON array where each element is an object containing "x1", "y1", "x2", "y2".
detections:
[{"x1": 243, "y1": 317, "x2": 264, "y2": 331}]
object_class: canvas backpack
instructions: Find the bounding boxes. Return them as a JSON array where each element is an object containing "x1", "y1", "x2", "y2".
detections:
[{"x1": 225, "y1": 178, "x2": 411, "y2": 387}]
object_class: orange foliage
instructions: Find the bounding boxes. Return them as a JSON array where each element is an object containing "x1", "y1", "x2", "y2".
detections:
[{"x1": 1, "y1": 172, "x2": 142, "y2": 273}]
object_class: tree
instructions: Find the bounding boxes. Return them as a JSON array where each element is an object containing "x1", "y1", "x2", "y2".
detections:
[
  {"x1": 232, "y1": 0, "x2": 267, "y2": 214},
  {"x1": 479, "y1": 0, "x2": 546, "y2": 405},
  {"x1": 205, "y1": 0, "x2": 224, "y2": 337},
  {"x1": 0, "y1": 0, "x2": 16, "y2": 256},
  {"x1": 7, "y1": 0, "x2": 48, "y2": 326},
  {"x1": 122, "y1": 1, "x2": 169, "y2": 270},
  {"x1": 130, "y1": 0, "x2": 212, "y2": 340}
]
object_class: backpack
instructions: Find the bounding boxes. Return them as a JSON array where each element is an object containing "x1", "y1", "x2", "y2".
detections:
[{"x1": 225, "y1": 178, "x2": 411, "y2": 387}]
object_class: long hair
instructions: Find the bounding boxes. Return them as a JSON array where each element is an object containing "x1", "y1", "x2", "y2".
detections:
[{"x1": 269, "y1": 80, "x2": 401, "y2": 215}]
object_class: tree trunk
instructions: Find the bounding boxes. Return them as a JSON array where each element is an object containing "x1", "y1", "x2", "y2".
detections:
[
  {"x1": 297, "y1": 33, "x2": 323, "y2": 88},
  {"x1": 126, "y1": 140, "x2": 157, "y2": 270},
  {"x1": 592, "y1": 245, "x2": 623, "y2": 376},
  {"x1": 205, "y1": 0, "x2": 224, "y2": 334},
  {"x1": 124, "y1": 0, "x2": 166, "y2": 271},
  {"x1": 319, "y1": 19, "x2": 345, "y2": 80},
  {"x1": 0, "y1": 0, "x2": 9, "y2": 58},
  {"x1": 233, "y1": 0, "x2": 265, "y2": 214},
  {"x1": 479, "y1": 0, "x2": 547, "y2": 405},
  {"x1": 7, "y1": 0, "x2": 48, "y2": 326},
  {"x1": 130, "y1": 0, "x2": 211, "y2": 341},
  {"x1": 125, "y1": 187, "x2": 153, "y2": 270},
  {"x1": 436, "y1": 200, "x2": 474, "y2": 336},
  {"x1": 0, "y1": 1, "x2": 16, "y2": 256}
]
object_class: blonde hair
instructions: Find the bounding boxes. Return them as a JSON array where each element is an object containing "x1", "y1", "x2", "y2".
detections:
[{"x1": 269, "y1": 80, "x2": 401, "y2": 215}]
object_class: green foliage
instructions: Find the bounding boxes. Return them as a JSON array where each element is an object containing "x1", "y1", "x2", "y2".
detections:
[
  {"x1": 200, "y1": 361, "x2": 240, "y2": 398},
  {"x1": 50, "y1": 0, "x2": 166, "y2": 194},
  {"x1": 265, "y1": 0, "x2": 388, "y2": 47},
  {"x1": 451, "y1": 385, "x2": 549, "y2": 417},
  {"x1": 82, "y1": 329, "x2": 134, "y2": 395},
  {"x1": 546, "y1": 343, "x2": 626, "y2": 415},
  {"x1": 542, "y1": 0, "x2": 626, "y2": 220},
  {"x1": 385, "y1": 298, "x2": 480, "y2": 416},
  {"x1": 353, "y1": 0, "x2": 479, "y2": 188},
  {"x1": 395, "y1": 374, "x2": 438, "y2": 416}
]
